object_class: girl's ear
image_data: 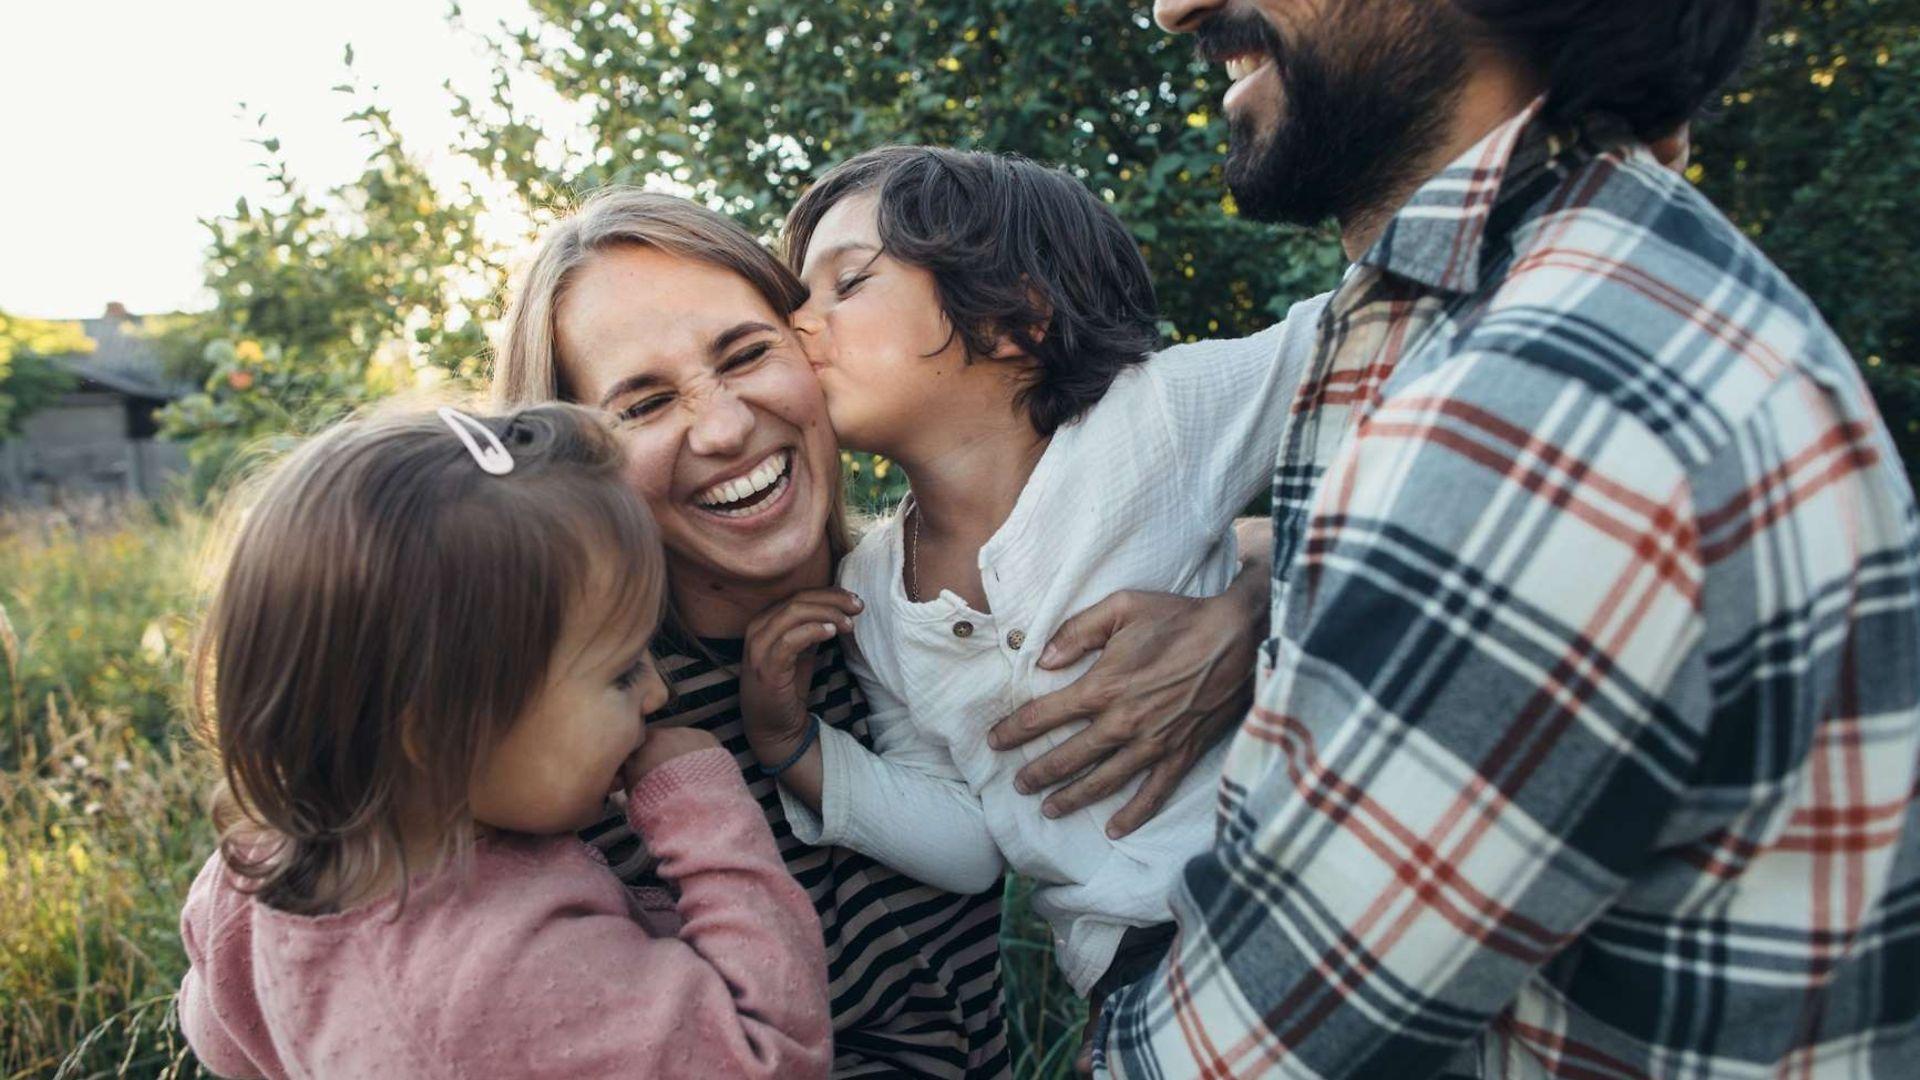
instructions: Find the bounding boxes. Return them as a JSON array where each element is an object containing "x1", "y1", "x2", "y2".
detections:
[{"x1": 400, "y1": 710, "x2": 432, "y2": 772}]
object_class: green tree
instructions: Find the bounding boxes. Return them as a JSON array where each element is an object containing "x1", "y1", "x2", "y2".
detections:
[
  {"x1": 459, "y1": 0, "x2": 1345, "y2": 342},
  {"x1": 0, "y1": 310, "x2": 87, "y2": 437},
  {"x1": 167, "y1": 1, "x2": 1920, "y2": 495},
  {"x1": 160, "y1": 57, "x2": 503, "y2": 494},
  {"x1": 1695, "y1": 0, "x2": 1920, "y2": 466}
]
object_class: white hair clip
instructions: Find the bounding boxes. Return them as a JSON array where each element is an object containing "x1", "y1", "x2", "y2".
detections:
[{"x1": 437, "y1": 406, "x2": 515, "y2": 476}]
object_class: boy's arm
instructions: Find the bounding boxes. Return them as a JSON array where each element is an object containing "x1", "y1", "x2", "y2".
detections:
[{"x1": 775, "y1": 640, "x2": 1007, "y2": 895}]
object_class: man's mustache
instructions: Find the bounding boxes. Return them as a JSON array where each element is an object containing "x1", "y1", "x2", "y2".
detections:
[{"x1": 1191, "y1": 9, "x2": 1287, "y2": 66}]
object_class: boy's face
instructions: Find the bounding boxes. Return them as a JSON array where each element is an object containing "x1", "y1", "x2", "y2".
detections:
[
  {"x1": 468, "y1": 578, "x2": 668, "y2": 835},
  {"x1": 790, "y1": 193, "x2": 1020, "y2": 457}
]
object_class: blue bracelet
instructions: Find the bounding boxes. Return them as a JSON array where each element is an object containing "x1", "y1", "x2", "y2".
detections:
[{"x1": 759, "y1": 714, "x2": 822, "y2": 778}]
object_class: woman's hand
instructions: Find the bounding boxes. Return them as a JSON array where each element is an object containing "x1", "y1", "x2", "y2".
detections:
[
  {"x1": 988, "y1": 521, "x2": 1272, "y2": 837},
  {"x1": 738, "y1": 587, "x2": 863, "y2": 772}
]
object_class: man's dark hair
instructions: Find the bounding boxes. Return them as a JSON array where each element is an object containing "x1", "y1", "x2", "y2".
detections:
[
  {"x1": 1456, "y1": 0, "x2": 1769, "y2": 140},
  {"x1": 784, "y1": 146, "x2": 1160, "y2": 437}
]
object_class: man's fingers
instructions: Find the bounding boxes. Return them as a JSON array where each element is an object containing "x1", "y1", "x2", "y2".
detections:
[
  {"x1": 1104, "y1": 760, "x2": 1184, "y2": 838},
  {"x1": 1037, "y1": 591, "x2": 1134, "y2": 669},
  {"x1": 1010, "y1": 722, "x2": 1120, "y2": 794},
  {"x1": 990, "y1": 688, "x2": 1094, "y2": 751},
  {"x1": 1040, "y1": 743, "x2": 1155, "y2": 821}
]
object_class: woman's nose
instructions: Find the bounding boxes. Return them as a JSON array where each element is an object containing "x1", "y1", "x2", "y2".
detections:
[{"x1": 685, "y1": 385, "x2": 756, "y2": 457}]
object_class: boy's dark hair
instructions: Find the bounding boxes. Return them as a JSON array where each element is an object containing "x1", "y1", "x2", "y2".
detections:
[
  {"x1": 1456, "y1": 0, "x2": 1769, "y2": 140},
  {"x1": 784, "y1": 146, "x2": 1161, "y2": 437}
]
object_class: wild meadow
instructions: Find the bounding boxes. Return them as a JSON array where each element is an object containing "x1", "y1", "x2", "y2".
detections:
[{"x1": 0, "y1": 503, "x2": 1086, "y2": 1079}]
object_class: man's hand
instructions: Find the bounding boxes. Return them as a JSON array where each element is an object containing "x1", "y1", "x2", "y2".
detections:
[{"x1": 989, "y1": 529, "x2": 1270, "y2": 837}]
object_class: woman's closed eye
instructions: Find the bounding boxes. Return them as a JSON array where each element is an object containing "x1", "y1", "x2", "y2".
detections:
[
  {"x1": 833, "y1": 272, "x2": 871, "y2": 299},
  {"x1": 618, "y1": 392, "x2": 673, "y2": 422},
  {"x1": 720, "y1": 341, "x2": 774, "y2": 374}
]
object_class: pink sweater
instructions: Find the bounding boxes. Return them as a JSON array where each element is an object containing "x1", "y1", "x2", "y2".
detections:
[{"x1": 177, "y1": 748, "x2": 830, "y2": 1079}]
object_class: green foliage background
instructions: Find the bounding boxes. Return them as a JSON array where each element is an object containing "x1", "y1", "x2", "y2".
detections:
[
  {"x1": 7, "y1": 2, "x2": 1916, "y2": 1076},
  {"x1": 153, "y1": 0, "x2": 1920, "y2": 502},
  {"x1": 0, "y1": 312, "x2": 86, "y2": 439}
]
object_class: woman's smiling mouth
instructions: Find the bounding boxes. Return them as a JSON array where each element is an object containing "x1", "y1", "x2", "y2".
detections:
[{"x1": 693, "y1": 449, "x2": 795, "y2": 519}]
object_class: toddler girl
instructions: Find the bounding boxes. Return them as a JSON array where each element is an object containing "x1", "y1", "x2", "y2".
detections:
[
  {"x1": 737, "y1": 146, "x2": 1325, "y2": 1031},
  {"x1": 176, "y1": 403, "x2": 830, "y2": 1079}
]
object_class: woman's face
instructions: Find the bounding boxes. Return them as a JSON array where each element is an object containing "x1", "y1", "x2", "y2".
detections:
[
  {"x1": 789, "y1": 193, "x2": 975, "y2": 456},
  {"x1": 555, "y1": 246, "x2": 838, "y2": 588}
]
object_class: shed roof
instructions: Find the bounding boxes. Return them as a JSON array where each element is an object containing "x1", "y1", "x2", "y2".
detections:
[{"x1": 57, "y1": 307, "x2": 194, "y2": 400}]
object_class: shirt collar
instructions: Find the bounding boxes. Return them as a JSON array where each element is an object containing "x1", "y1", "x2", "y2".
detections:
[{"x1": 1355, "y1": 95, "x2": 1563, "y2": 296}]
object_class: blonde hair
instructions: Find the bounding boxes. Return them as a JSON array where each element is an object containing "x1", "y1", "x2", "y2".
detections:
[
  {"x1": 197, "y1": 402, "x2": 663, "y2": 914},
  {"x1": 491, "y1": 187, "x2": 852, "y2": 590},
  {"x1": 493, "y1": 188, "x2": 810, "y2": 407}
]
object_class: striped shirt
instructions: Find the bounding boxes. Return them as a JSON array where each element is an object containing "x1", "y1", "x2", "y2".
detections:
[
  {"x1": 1099, "y1": 99, "x2": 1920, "y2": 1077},
  {"x1": 582, "y1": 633, "x2": 1009, "y2": 1078}
]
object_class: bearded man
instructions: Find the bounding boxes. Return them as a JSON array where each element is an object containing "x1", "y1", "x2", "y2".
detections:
[{"x1": 1094, "y1": 2, "x2": 1920, "y2": 1076}]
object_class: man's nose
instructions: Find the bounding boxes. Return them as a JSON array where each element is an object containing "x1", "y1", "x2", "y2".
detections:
[
  {"x1": 686, "y1": 387, "x2": 755, "y2": 457},
  {"x1": 1154, "y1": 0, "x2": 1226, "y2": 33}
]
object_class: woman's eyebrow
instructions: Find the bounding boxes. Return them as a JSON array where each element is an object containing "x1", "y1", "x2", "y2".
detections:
[
  {"x1": 597, "y1": 371, "x2": 664, "y2": 409},
  {"x1": 709, "y1": 320, "x2": 780, "y2": 356},
  {"x1": 594, "y1": 321, "x2": 781, "y2": 408}
]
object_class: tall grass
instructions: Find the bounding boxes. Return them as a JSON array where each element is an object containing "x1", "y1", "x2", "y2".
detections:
[
  {"x1": 0, "y1": 505, "x2": 1086, "y2": 1078},
  {"x1": 1, "y1": 505, "x2": 212, "y2": 1078}
]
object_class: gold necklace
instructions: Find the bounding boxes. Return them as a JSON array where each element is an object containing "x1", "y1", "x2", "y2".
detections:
[{"x1": 906, "y1": 503, "x2": 922, "y2": 603}]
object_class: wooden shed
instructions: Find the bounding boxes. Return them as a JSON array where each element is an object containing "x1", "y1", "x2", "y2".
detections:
[{"x1": 0, "y1": 304, "x2": 192, "y2": 504}]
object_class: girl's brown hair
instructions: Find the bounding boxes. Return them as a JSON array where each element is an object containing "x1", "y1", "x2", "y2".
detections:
[
  {"x1": 490, "y1": 187, "x2": 853, "y2": 613},
  {"x1": 197, "y1": 402, "x2": 663, "y2": 915}
]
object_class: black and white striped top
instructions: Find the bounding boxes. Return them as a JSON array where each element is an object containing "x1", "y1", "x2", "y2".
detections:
[{"x1": 580, "y1": 632, "x2": 1009, "y2": 1078}]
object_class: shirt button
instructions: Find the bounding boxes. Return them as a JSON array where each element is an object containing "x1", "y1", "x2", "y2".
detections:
[
  {"x1": 952, "y1": 620, "x2": 974, "y2": 639},
  {"x1": 1006, "y1": 629, "x2": 1026, "y2": 650}
]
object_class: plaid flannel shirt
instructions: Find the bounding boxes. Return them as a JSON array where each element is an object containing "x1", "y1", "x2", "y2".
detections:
[{"x1": 1098, "y1": 99, "x2": 1920, "y2": 1078}]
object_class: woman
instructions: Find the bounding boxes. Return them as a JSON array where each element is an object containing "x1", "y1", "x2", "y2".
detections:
[{"x1": 491, "y1": 189, "x2": 1266, "y2": 1077}]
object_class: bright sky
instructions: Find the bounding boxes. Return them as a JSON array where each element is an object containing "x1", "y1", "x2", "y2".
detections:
[{"x1": 1, "y1": 0, "x2": 564, "y2": 320}]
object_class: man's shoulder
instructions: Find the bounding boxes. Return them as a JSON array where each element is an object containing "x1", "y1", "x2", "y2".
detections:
[{"x1": 1461, "y1": 148, "x2": 1858, "y2": 466}]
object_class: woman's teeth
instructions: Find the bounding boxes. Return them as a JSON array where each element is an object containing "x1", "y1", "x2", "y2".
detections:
[{"x1": 696, "y1": 450, "x2": 792, "y2": 516}]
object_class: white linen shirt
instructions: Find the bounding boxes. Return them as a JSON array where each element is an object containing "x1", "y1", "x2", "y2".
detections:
[{"x1": 780, "y1": 295, "x2": 1328, "y2": 995}]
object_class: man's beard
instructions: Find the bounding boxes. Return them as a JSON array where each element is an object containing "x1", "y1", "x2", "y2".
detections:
[{"x1": 1204, "y1": 3, "x2": 1470, "y2": 229}]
